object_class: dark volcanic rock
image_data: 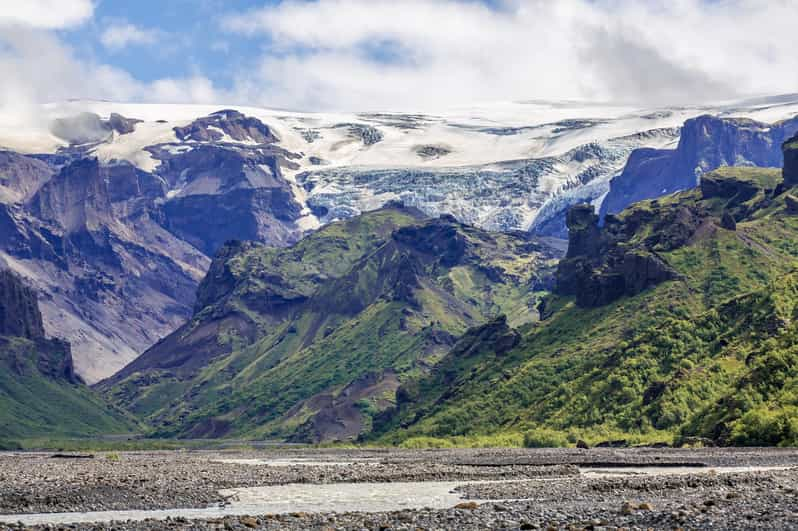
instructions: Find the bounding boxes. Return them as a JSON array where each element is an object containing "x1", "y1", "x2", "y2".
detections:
[
  {"x1": 701, "y1": 172, "x2": 759, "y2": 202},
  {"x1": 173, "y1": 110, "x2": 278, "y2": 144},
  {"x1": 392, "y1": 216, "x2": 467, "y2": 267},
  {"x1": 193, "y1": 240, "x2": 257, "y2": 313},
  {"x1": 0, "y1": 270, "x2": 79, "y2": 384},
  {"x1": 107, "y1": 113, "x2": 141, "y2": 135},
  {"x1": 720, "y1": 211, "x2": 737, "y2": 230},
  {"x1": 341, "y1": 123, "x2": 384, "y2": 145},
  {"x1": 0, "y1": 269, "x2": 44, "y2": 339},
  {"x1": 784, "y1": 133, "x2": 798, "y2": 187},
  {"x1": 601, "y1": 115, "x2": 798, "y2": 217},
  {"x1": 160, "y1": 187, "x2": 302, "y2": 256},
  {"x1": 564, "y1": 204, "x2": 600, "y2": 259},
  {"x1": 450, "y1": 315, "x2": 521, "y2": 359},
  {"x1": 556, "y1": 204, "x2": 679, "y2": 307},
  {"x1": 105, "y1": 162, "x2": 165, "y2": 203}
]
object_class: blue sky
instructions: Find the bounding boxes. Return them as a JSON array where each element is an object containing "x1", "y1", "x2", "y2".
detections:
[
  {"x1": 62, "y1": 0, "x2": 276, "y2": 89},
  {"x1": 1, "y1": 0, "x2": 796, "y2": 112},
  {"x1": 62, "y1": 0, "x2": 511, "y2": 91}
]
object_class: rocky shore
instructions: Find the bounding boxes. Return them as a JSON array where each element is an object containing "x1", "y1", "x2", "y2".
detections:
[{"x1": 0, "y1": 448, "x2": 796, "y2": 530}]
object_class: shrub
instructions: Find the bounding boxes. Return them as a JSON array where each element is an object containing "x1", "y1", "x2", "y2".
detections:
[
  {"x1": 729, "y1": 406, "x2": 798, "y2": 446},
  {"x1": 399, "y1": 436, "x2": 456, "y2": 449},
  {"x1": 523, "y1": 428, "x2": 569, "y2": 448}
]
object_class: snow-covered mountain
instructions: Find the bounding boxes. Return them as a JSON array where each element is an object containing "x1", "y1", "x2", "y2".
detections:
[
  {"x1": 6, "y1": 97, "x2": 798, "y2": 234},
  {"x1": 1, "y1": 95, "x2": 797, "y2": 381}
]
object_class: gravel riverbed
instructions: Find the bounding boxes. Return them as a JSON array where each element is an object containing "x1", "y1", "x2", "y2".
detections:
[{"x1": 0, "y1": 448, "x2": 796, "y2": 530}]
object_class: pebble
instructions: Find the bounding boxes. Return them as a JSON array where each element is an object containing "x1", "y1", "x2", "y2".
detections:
[{"x1": 0, "y1": 448, "x2": 794, "y2": 530}]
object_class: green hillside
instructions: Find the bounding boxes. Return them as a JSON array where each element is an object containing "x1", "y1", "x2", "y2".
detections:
[
  {"x1": 0, "y1": 270, "x2": 134, "y2": 441},
  {"x1": 373, "y1": 165, "x2": 798, "y2": 447},
  {"x1": 101, "y1": 204, "x2": 561, "y2": 442},
  {"x1": 0, "y1": 337, "x2": 134, "y2": 440}
]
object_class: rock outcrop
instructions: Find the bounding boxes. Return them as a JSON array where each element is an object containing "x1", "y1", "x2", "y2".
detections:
[
  {"x1": 173, "y1": 109, "x2": 277, "y2": 143},
  {"x1": 29, "y1": 158, "x2": 113, "y2": 232},
  {"x1": 601, "y1": 115, "x2": 798, "y2": 218},
  {"x1": 784, "y1": 133, "x2": 798, "y2": 187},
  {"x1": 0, "y1": 269, "x2": 79, "y2": 383},
  {"x1": 556, "y1": 203, "x2": 679, "y2": 307},
  {"x1": 0, "y1": 269, "x2": 44, "y2": 339},
  {"x1": 0, "y1": 151, "x2": 54, "y2": 203}
]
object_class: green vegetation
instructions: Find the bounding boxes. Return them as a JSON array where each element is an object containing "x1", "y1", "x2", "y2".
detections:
[
  {"x1": 0, "y1": 337, "x2": 135, "y2": 439},
  {"x1": 523, "y1": 428, "x2": 568, "y2": 448},
  {"x1": 103, "y1": 205, "x2": 559, "y2": 442},
  {"x1": 101, "y1": 163, "x2": 798, "y2": 447},
  {"x1": 372, "y1": 167, "x2": 798, "y2": 447}
]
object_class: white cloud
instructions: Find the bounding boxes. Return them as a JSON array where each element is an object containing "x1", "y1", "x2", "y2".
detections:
[
  {"x1": 100, "y1": 23, "x2": 160, "y2": 51},
  {"x1": 222, "y1": 0, "x2": 798, "y2": 111},
  {"x1": 0, "y1": 0, "x2": 93, "y2": 29},
  {"x1": 0, "y1": 25, "x2": 220, "y2": 138}
]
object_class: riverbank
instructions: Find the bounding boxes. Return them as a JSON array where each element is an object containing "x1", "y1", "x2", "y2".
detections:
[{"x1": 0, "y1": 448, "x2": 796, "y2": 529}]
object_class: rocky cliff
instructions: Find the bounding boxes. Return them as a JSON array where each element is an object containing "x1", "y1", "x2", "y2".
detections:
[
  {"x1": 0, "y1": 269, "x2": 44, "y2": 340},
  {"x1": 4, "y1": 99, "x2": 798, "y2": 381},
  {"x1": 785, "y1": 133, "x2": 798, "y2": 186},
  {"x1": 600, "y1": 115, "x2": 798, "y2": 218},
  {"x1": 557, "y1": 161, "x2": 786, "y2": 307},
  {"x1": 0, "y1": 111, "x2": 307, "y2": 381}
]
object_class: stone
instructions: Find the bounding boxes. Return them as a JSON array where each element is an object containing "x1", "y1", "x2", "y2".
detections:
[
  {"x1": 455, "y1": 502, "x2": 479, "y2": 510},
  {"x1": 240, "y1": 516, "x2": 258, "y2": 528},
  {"x1": 621, "y1": 501, "x2": 635, "y2": 515},
  {"x1": 602, "y1": 114, "x2": 798, "y2": 217}
]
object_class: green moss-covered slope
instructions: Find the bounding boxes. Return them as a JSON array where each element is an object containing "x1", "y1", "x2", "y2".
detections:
[
  {"x1": 373, "y1": 166, "x2": 798, "y2": 447},
  {"x1": 0, "y1": 337, "x2": 135, "y2": 438},
  {"x1": 102, "y1": 204, "x2": 561, "y2": 442},
  {"x1": 0, "y1": 270, "x2": 134, "y2": 439}
]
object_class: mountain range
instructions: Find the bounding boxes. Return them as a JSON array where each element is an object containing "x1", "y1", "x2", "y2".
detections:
[{"x1": 1, "y1": 96, "x2": 798, "y2": 446}]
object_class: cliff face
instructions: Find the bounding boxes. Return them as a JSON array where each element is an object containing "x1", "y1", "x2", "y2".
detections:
[
  {"x1": 601, "y1": 115, "x2": 798, "y2": 217},
  {"x1": 1, "y1": 111, "x2": 305, "y2": 382},
  {"x1": 785, "y1": 133, "x2": 798, "y2": 187},
  {"x1": 0, "y1": 151, "x2": 54, "y2": 204},
  {"x1": 559, "y1": 162, "x2": 786, "y2": 308},
  {"x1": 0, "y1": 269, "x2": 79, "y2": 384},
  {"x1": 556, "y1": 203, "x2": 679, "y2": 307},
  {"x1": 0, "y1": 269, "x2": 44, "y2": 340},
  {"x1": 29, "y1": 158, "x2": 113, "y2": 233}
]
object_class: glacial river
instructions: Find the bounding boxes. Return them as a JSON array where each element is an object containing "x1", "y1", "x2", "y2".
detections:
[{"x1": 0, "y1": 465, "x2": 790, "y2": 526}]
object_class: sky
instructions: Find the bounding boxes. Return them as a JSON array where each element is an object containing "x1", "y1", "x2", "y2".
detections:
[{"x1": 0, "y1": 0, "x2": 797, "y2": 115}]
